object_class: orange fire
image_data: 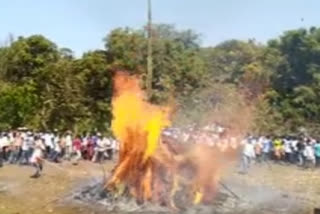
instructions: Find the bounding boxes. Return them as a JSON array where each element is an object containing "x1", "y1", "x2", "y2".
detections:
[{"x1": 106, "y1": 72, "x2": 239, "y2": 207}]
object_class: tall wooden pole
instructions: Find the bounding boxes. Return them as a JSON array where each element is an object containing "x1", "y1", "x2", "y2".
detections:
[{"x1": 146, "y1": 0, "x2": 153, "y2": 99}]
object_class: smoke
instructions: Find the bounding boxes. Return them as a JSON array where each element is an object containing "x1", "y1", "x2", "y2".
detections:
[{"x1": 174, "y1": 83, "x2": 255, "y2": 137}]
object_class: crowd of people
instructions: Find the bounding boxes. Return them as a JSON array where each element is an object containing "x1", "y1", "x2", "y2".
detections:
[
  {"x1": 163, "y1": 126, "x2": 320, "y2": 173},
  {"x1": 2, "y1": 125, "x2": 320, "y2": 178},
  {"x1": 0, "y1": 130, "x2": 118, "y2": 178},
  {"x1": 164, "y1": 125, "x2": 320, "y2": 172},
  {"x1": 240, "y1": 136, "x2": 320, "y2": 173}
]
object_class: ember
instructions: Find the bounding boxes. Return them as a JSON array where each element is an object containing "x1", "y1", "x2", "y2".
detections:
[{"x1": 105, "y1": 72, "x2": 239, "y2": 208}]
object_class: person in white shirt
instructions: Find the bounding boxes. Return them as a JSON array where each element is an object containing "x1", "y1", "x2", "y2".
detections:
[
  {"x1": 93, "y1": 136, "x2": 108, "y2": 163},
  {"x1": 30, "y1": 136, "x2": 45, "y2": 178},
  {"x1": 20, "y1": 132, "x2": 30, "y2": 165},
  {"x1": 240, "y1": 138, "x2": 255, "y2": 174},
  {"x1": 8, "y1": 132, "x2": 22, "y2": 164},
  {"x1": 254, "y1": 137, "x2": 263, "y2": 163},
  {"x1": 243, "y1": 138, "x2": 256, "y2": 158},
  {"x1": 0, "y1": 135, "x2": 4, "y2": 167},
  {"x1": 261, "y1": 136, "x2": 272, "y2": 162},
  {"x1": 65, "y1": 132, "x2": 73, "y2": 160},
  {"x1": 27, "y1": 132, "x2": 36, "y2": 163},
  {"x1": 50, "y1": 134, "x2": 61, "y2": 162},
  {"x1": 283, "y1": 137, "x2": 293, "y2": 163},
  {"x1": 106, "y1": 137, "x2": 114, "y2": 160},
  {"x1": 305, "y1": 141, "x2": 316, "y2": 168},
  {"x1": 111, "y1": 138, "x2": 119, "y2": 161},
  {"x1": 43, "y1": 133, "x2": 54, "y2": 157},
  {"x1": 1, "y1": 133, "x2": 10, "y2": 162}
]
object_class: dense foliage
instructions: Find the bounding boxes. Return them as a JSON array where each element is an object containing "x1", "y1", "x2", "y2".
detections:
[{"x1": 1, "y1": 25, "x2": 320, "y2": 136}]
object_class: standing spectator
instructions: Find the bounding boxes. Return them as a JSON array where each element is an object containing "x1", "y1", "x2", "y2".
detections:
[
  {"x1": 1, "y1": 133, "x2": 10, "y2": 162},
  {"x1": 43, "y1": 132, "x2": 54, "y2": 158},
  {"x1": 111, "y1": 138, "x2": 119, "y2": 161},
  {"x1": 81, "y1": 133, "x2": 90, "y2": 160},
  {"x1": 65, "y1": 131, "x2": 73, "y2": 160},
  {"x1": 93, "y1": 134, "x2": 109, "y2": 163},
  {"x1": 262, "y1": 136, "x2": 272, "y2": 162},
  {"x1": 254, "y1": 137, "x2": 263, "y2": 163},
  {"x1": 50, "y1": 134, "x2": 61, "y2": 163},
  {"x1": 26, "y1": 132, "x2": 35, "y2": 163},
  {"x1": 59, "y1": 134, "x2": 66, "y2": 159},
  {"x1": 9, "y1": 133, "x2": 22, "y2": 164},
  {"x1": 86, "y1": 136, "x2": 95, "y2": 161},
  {"x1": 72, "y1": 135, "x2": 82, "y2": 165},
  {"x1": 290, "y1": 137, "x2": 299, "y2": 164},
  {"x1": 304, "y1": 141, "x2": 315, "y2": 168},
  {"x1": 6, "y1": 132, "x2": 14, "y2": 162},
  {"x1": 284, "y1": 137, "x2": 293, "y2": 163},
  {"x1": 314, "y1": 141, "x2": 320, "y2": 167},
  {"x1": 273, "y1": 137, "x2": 283, "y2": 161},
  {"x1": 296, "y1": 139, "x2": 306, "y2": 166},
  {"x1": 240, "y1": 138, "x2": 255, "y2": 174},
  {"x1": 20, "y1": 132, "x2": 30, "y2": 165},
  {"x1": 106, "y1": 137, "x2": 114, "y2": 160},
  {"x1": 0, "y1": 135, "x2": 4, "y2": 167}
]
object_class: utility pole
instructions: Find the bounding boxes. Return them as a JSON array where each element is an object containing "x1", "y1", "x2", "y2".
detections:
[{"x1": 146, "y1": 0, "x2": 153, "y2": 99}]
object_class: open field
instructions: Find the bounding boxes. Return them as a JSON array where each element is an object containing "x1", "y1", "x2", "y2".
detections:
[{"x1": 0, "y1": 161, "x2": 319, "y2": 214}]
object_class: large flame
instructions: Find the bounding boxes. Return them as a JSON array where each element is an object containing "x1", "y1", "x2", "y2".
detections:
[{"x1": 106, "y1": 72, "x2": 239, "y2": 207}]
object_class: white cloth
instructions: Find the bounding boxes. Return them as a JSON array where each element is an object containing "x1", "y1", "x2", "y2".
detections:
[
  {"x1": 291, "y1": 140, "x2": 298, "y2": 152},
  {"x1": 30, "y1": 140, "x2": 45, "y2": 163},
  {"x1": 21, "y1": 137, "x2": 29, "y2": 151},
  {"x1": 53, "y1": 136, "x2": 61, "y2": 152},
  {"x1": 305, "y1": 145, "x2": 315, "y2": 160},
  {"x1": 30, "y1": 149, "x2": 42, "y2": 163},
  {"x1": 243, "y1": 142, "x2": 255, "y2": 158},
  {"x1": 284, "y1": 140, "x2": 292, "y2": 153},
  {"x1": 65, "y1": 135, "x2": 72, "y2": 147},
  {"x1": 111, "y1": 139, "x2": 118, "y2": 150},
  {"x1": 2, "y1": 136, "x2": 10, "y2": 147},
  {"x1": 0, "y1": 137, "x2": 4, "y2": 148},
  {"x1": 82, "y1": 137, "x2": 89, "y2": 146},
  {"x1": 44, "y1": 134, "x2": 53, "y2": 148},
  {"x1": 21, "y1": 132, "x2": 26, "y2": 140},
  {"x1": 97, "y1": 138, "x2": 110, "y2": 152},
  {"x1": 8, "y1": 133, "x2": 14, "y2": 143}
]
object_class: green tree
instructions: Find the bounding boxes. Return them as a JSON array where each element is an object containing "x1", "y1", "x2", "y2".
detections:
[
  {"x1": 104, "y1": 24, "x2": 207, "y2": 103},
  {"x1": 0, "y1": 84, "x2": 38, "y2": 129},
  {"x1": 263, "y1": 27, "x2": 320, "y2": 135},
  {"x1": 75, "y1": 50, "x2": 113, "y2": 133},
  {"x1": 0, "y1": 35, "x2": 59, "y2": 83}
]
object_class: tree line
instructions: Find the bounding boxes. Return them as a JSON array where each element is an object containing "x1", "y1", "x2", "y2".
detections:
[{"x1": 0, "y1": 24, "x2": 319, "y2": 136}]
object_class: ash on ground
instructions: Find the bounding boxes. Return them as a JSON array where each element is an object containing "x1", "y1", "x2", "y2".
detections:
[{"x1": 70, "y1": 178, "x2": 310, "y2": 214}]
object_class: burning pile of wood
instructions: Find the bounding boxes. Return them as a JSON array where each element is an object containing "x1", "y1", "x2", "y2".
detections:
[{"x1": 105, "y1": 72, "x2": 239, "y2": 209}]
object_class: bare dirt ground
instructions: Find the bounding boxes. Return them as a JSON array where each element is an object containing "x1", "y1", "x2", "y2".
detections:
[
  {"x1": 0, "y1": 161, "x2": 319, "y2": 214},
  {"x1": 232, "y1": 163, "x2": 320, "y2": 207},
  {"x1": 0, "y1": 161, "x2": 113, "y2": 214},
  {"x1": 225, "y1": 163, "x2": 320, "y2": 214}
]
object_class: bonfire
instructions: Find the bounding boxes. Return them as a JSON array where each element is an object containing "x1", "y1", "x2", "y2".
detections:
[{"x1": 105, "y1": 72, "x2": 239, "y2": 209}]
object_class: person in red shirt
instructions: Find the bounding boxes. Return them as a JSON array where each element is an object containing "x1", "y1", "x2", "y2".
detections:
[
  {"x1": 86, "y1": 137, "x2": 95, "y2": 161},
  {"x1": 72, "y1": 136, "x2": 82, "y2": 165}
]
